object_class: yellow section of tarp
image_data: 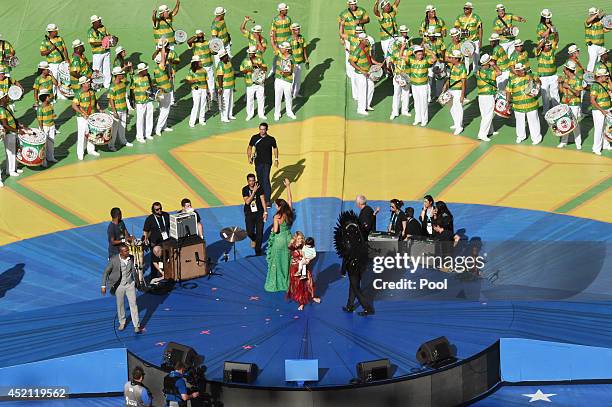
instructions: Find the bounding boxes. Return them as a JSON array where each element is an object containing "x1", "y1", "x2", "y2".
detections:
[{"x1": 568, "y1": 187, "x2": 612, "y2": 223}]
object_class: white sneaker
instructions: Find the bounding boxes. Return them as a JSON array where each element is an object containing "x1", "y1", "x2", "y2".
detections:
[
  {"x1": 9, "y1": 171, "x2": 20, "y2": 177},
  {"x1": 593, "y1": 150, "x2": 602, "y2": 156},
  {"x1": 490, "y1": 131, "x2": 499, "y2": 136},
  {"x1": 576, "y1": 144, "x2": 582, "y2": 150},
  {"x1": 148, "y1": 135, "x2": 156, "y2": 139},
  {"x1": 515, "y1": 137, "x2": 526, "y2": 144},
  {"x1": 245, "y1": 115, "x2": 254, "y2": 121},
  {"x1": 77, "y1": 156, "x2": 84, "y2": 161},
  {"x1": 273, "y1": 116, "x2": 281, "y2": 121},
  {"x1": 189, "y1": 124, "x2": 196, "y2": 128},
  {"x1": 557, "y1": 143, "x2": 567, "y2": 148},
  {"x1": 124, "y1": 142, "x2": 133, "y2": 147},
  {"x1": 357, "y1": 110, "x2": 368, "y2": 116},
  {"x1": 89, "y1": 151, "x2": 100, "y2": 157},
  {"x1": 0, "y1": 181, "x2": 3, "y2": 188},
  {"x1": 221, "y1": 119, "x2": 230, "y2": 123},
  {"x1": 366, "y1": 107, "x2": 374, "y2": 111},
  {"x1": 402, "y1": 112, "x2": 412, "y2": 117},
  {"x1": 137, "y1": 138, "x2": 146, "y2": 144},
  {"x1": 450, "y1": 125, "x2": 456, "y2": 130},
  {"x1": 420, "y1": 122, "x2": 427, "y2": 127},
  {"x1": 412, "y1": 121, "x2": 420, "y2": 126},
  {"x1": 287, "y1": 113, "x2": 297, "y2": 119},
  {"x1": 453, "y1": 127, "x2": 463, "y2": 135},
  {"x1": 229, "y1": 116, "x2": 237, "y2": 120},
  {"x1": 200, "y1": 122, "x2": 206, "y2": 126},
  {"x1": 478, "y1": 136, "x2": 491, "y2": 142},
  {"x1": 390, "y1": 114, "x2": 398, "y2": 120},
  {"x1": 532, "y1": 138, "x2": 542, "y2": 145},
  {"x1": 259, "y1": 115, "x2": 267, "y2": 120}
]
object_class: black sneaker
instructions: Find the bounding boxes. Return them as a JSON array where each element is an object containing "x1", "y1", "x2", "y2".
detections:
[
  {"x1": 358, "y1": 309, "x2": 375, "y2": 317},
  {"x1": 342, "y1": 306, "x2": 355, "y2": 313}
]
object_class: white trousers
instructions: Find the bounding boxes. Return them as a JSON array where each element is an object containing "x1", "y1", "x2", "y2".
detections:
[
  {"x1": 48, "y1": 62, "x2": 67, "y2": 100},
  {"x1": 391, "y1": 81, "x2": 411, "y2": 116},
  {"x1": 92, "y1": 52, "x2": 111, "y2": 89},
  {"x1": 381, "y1": 38, "x2": 394, "y2": 58},
  {"x1": 412, "y1": 84, "x2": 429, "y2": 125},
  {"x1": 450, "y1": 89, "x2": 464, "y2": 130},
  {"x1": 587, "y1": 44, "x2": 605, "y2": 72},
  {"x1": 496, "y1": 70, "x2": 510, "y2": 91},
  {"x1": 560, "y1": 105, "x2": 582, "y2": 147},
  {"x1": 110, "y1": 111, "x2": 128, "y2": 148},
  {"x1": 592, "y1": 109, "x2": 611, "y2": 153},
  {"x1": 213, "y1": 44, "x2": 232, "y2": 67},
  {"x1": 274, "y1": 79, "x2": 294, "y2": 118},
  {"x1": 43, "y1": 125, "x2": 56, "y2": 162},
  {"x1": 501, "y1": 41, "x2": 515, "y2": 56},
  {"x1": 219, "y1": 88, "x2": 234, "y2": 121},
  {"x1": 345, "y1": 41, "x2": 358, "y2": 100},
  {"x1": 246, "y1": 84, "x2": 265, "y2": 119},
  {"x1": 477, "y1": 95, "x2": 495, "y2": 139},
  {"x1": 465, "y1": 40, "x2": 481, "y2": 74},
  {"x1": 115, "y1": 282, "x2": 140, "y2": 328},
  {"x1": 189, "y1": 88, "x2": 208, "y2": 126},
  {"x1": 292, "y1": 63, "x2": 303, "y2": 98},
  {"x1": 204, "y1": 65, "x2": 216, "y2": 100},
  {"x1": 77, "y1": 116, "x2": 96, "y2": 159},
  {"x1": 354, "y1": 73, "x2": 374, "y2": 114},
  {"x1": 135, "y1": 102, "x2": 153, "y2": 141},
  {"x1": 540, "y1": 75, "x2": 559, "y2": 113},
  {"x1": 3, "y1": 132, "x2": 16, "y2": 174},
  {"x1": 514, "y1": 110, "x2": 542, "y2": 144},
  {"x1": 155, "y1": 92, "x2": 172, "y2": 134}
]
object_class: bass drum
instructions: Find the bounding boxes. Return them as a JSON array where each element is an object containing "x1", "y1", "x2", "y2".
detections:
[
  {"x1": 433, "y1": 61, "x2": 447, "y2": 80},
  {"x1": 87, "y1": 112, "x2": 113, "y2": 145},
  {"x1": 544, "y1": 104, "x2": 576, "y2": 137},
  {"x1": 58, "y1": 61, "x2": 74, "y2": 98},
  {"x1": 368, "y1": 65, "x2": 384, "y2": 82},
  {"x1": 438, "y1": 90, "x2": 452, "y2": 106},
  {"x1": 16, "y1": 129, "x2": 46, "y2": 167},
  {"x1": 494, "y1": 91, "x2": 511, "y2": 118}
]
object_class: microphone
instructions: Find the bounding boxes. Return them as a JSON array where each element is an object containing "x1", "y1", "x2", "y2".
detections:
[
  {"x1": 195, "y1": 251, "x2": 202, "y2": 266},
  {"x1": 185, "y1": 225, "x2": 191, "y2": 236}
]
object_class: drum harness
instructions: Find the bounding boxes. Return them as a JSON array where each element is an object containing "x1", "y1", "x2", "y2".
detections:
[{"x1": 44, "y1": 35, "x2": 65, "y2": 62}]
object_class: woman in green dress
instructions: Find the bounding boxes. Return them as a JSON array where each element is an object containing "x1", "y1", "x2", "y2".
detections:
[{"x1": 265, "y1": 178, "x2": 293, "y2": 292}]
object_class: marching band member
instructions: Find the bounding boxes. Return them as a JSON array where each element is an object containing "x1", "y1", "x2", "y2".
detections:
[
  {"x1": 241, "y1": 21, "x2": 267, "y2": 58},
  {"x1": 113, "y1": 46, "x2": 131, "y2": 72},
  {"x1": 594, "y1": 48, "x2": 611, "y2": 75},
  {"x1": 389, "y1": 37, "x2": 411, "y2": 120},
  {"x1": 69, "y1": 39, "x2": 92, "y2": 95},
  {"x1": 0, "y1": 90, "x2": 22, "y2": 179},
  {"x1": 424, "y1": 30, "x2": 446, "y2": 101},
  {"x1": 0, "y1": 34, "x2": 16, "y2": 73},
  {"x1": 290, "y1": 23, "x2": 309, "y2": 98},
  {"x1": 132, "y1": 63, "x2": 154, "y2": 143},
  {"x1": 153, "y1": 40, "x2": 179, "y2": 106},
  {"x1": 508, "y1": 39, "x2": 530, "y2": 73},
  {"x1": 112, "y1": 47, "x2": 134, "y2": 110},
  {"x1": 476, "y1": 54, "x2": 501, "y2": 141},
  {"x1": 454, "y1": 2, "x2": 482, "y2": 73},
  {"x1": 187, "y1": 30, "x2": 216, "y2": 102},
  {"x1": 506, "y1": 63, "x2": 542, "y2": 145},
  {"x1": 340, "y1": 24, "x2": 364, "y2": 101},
  {"x1": 536, "y1": 9, "x2": 558, "y2": 45},
  {"x1": 350, "y1": 33, "x2": 379, "y2": 116},
  {"x1": 373, "y1": 0, "x2": 400, "y2": 58},
  {"x1": 108, "y1": 67, "x2": 133, "y2": 150},
  {"x1": 88, "y1": 15, "x2": 113, "y2": 89},
  {"x1": 270, "y1": 3, "x2": 292, "y2": 76},
  {"x1": 274, "y1": 42, "x2": 297, "y2": 120},
  {"x1": 493, "y1": 4, "x2": 526, "y2": 56},
  {"x1": 585, "y1": 8, "x2": 609, "y2": 72},
  {"x1": 490, "y1": 33, "x2": 510, "y2": 90},
  {"x1": 185, "y1": 55, "x2": 208, "y2": 127},
  {"x1": 0, "y1": 69, "x2": 22, "y2": 99},
  {"x1": 37, "y1": 90, "x2": 57, "y2": 166},
  {"x1": 409, "y1": 45, "x2": 437, "y2": 126},
  {"x1": 152, "y1": 1, "x2": 180, "y2": 45},
  {"x1": 557, "y1": 61, "x2": 584, "y2": 149},
  {"x1": 72, "y1": 76, "x2": 100, "y2": 160},
  {"x1": 420, "y1": 5, "x2": 447, "y2": 39},
  {"x1": 444, "y1": 50, "x2": 467, "y2": 135},
  {"x1": 386, "y1": 25, "x2": 411, "y2": 58},
  {"x1": 567, "y1": 44, "x2": 586, "y2": 77},
  {"x1": 216, "y1": 49, "x2": 236, "y2": 123},
  {"x1": 447, "y1": 28, "x2": 462, "y2": 59},
  {"x1": 240, "y1": 46, "x2": 267, "y2": 121},
  {"x1": 33, "y1": 62, "x2": 57, "y2": 106},
  {"x1": 339, "y1": 0, "x2": 370, "y2": 98},
  {"x1": 590, "y1": 68, "x2": 611, "y2": 155},
  {"x1": 40, "y1": 24, "x2": 69, "y2": 98},
  {"x1": 212, "y1": 7, "x2": 232, "y2": 64},
  {"x1": 535, "y1": 39, "x2": 560, "y2": 113},
  {"x1": 152, "y1": 43, "x2": 173, "y2": 136}
]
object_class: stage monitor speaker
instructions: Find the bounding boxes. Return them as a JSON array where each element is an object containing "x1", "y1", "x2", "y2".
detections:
[
  {"x1": 416, "y1": 336, "x2": 455, "y2": 368},
  {"x1": 224, "y1": 361, "x2": 259, "y2": 384},
  {"x1": 162, "y1": 236, "x2": 208, "y2": 281},
  {"x1": 161, "y1": 342, "x2": 202, "y2": 372},
  {"x1": 356, "y1": 358, "x2": 391, "y2": 383}
]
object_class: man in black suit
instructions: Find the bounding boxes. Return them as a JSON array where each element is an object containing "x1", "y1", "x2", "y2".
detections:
[
  {"x1": 404, "y1": 207, "x2": 422, "y2": 238},
  {"x1": 356, "y1": 195, "x2": 379, "y2": 235},
  {"x1": 101, "y1": 244, "x2": 142, "y2": 333}
]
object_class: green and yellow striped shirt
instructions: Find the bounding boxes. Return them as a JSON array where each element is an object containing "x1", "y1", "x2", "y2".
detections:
[
  {"x1": 391, "y1": 47, "x2": 411, "y2": 73},
  {"x1": 585, "y1": 20, "x2": 605, "y2": 46},
  {"x1": 591, "y1": 81, "x2": 611, "y2": 109},
  {"x1": 447, "y1": 41, "x2": 461, "y2": 56},
  {"x1": 242, "y1": 31, "x2": 267, "y2": 58},
  {"x1": 493, "y1": 14, "x2": 520, "y2": 43},
  {"x1": 509, "y1": 50, "x2": 530, "y2": 71},
  {"x1": 377, "y1": 6, "x2": 398, "y2": 40},
  {"x1": 186, "y1": 67, "x2": 208, "y2": 89},
  {"x1": 349, "y1": 43, "x2": 371, "y2": 73},
  {"x1": 37, "y1": 102, "x2": 55, "y2": 127},
  {"x1": 428, "y1": 39, "x2": 447, "y2": 60},
  {"x1": 536, "y1": 23, "x2": 556, "y2": 43},
  {"x1": 153, "y1": 65, "x2": 172, "y2": 93},
  {"x1": 536, "y1": 47, "x2": 557, "y2": 77},
  {"x1": 240, "y1": 56, "x2": 266, "y2": 86},
  {"x1": 270, "y1": 15, "x2": 292, "y2": 45},
  {"x1": 33, "y1": 74, "x2": 54, "y2": 95},
  {"x1": 408, "y1": 55, "x2": 434, "y2": 86},
  {"x1": 88, "y1": 25, "x2": 109, "y2": 55},
  {"x1": 190, "y1": 39, "x2": 213, "y2": 66},
  {"x1": 449, "y1": 64, "x2": 467, "y2": 90},
  {"x1": 113, "y1": 56, "x2": 125, "y2": 69},
  {"x1": 40, "y1": 36, "x2": 66, "y2": 64},
  {"x1": 70, "y1": 54, "x2": 92, "y2": 90},
  {"x1": 492, "y1": 44, "x2": 510, "y2": 71},
  {"x1": 290, "y1": 35, "x2": 306, "y2": 64},
  {"x1": 211, "y1": 18, "x2": 230, "y2": 46},
  {"x1": 275, "y1": 53, "x2": 295, "y2": 82},
  {"x1": 0, "y1": 77, "x2": 15, "y2": 95},
  {"x1": 154, "y1": 15, "x2": 175, "y2": 44},
  {"x1": 420, "y1": 18, "x2": 447, "y2": 37},
  {"x1": 594, "y1": 60, "x2": 612, "y2": 76},
  {"x1": 0, "y1": 42, "x2": 15, "y2": 68},
  {"x1": 72, "y1": 89, "x2": 97, "y2": 115},
  {"x1": 216, "y1": 60, "x2": 235, "y2": 89},
  {"x1": 477, "y1": 67, "x2": 498, "y2": 95},
  {"x1": 132, "y1": 75, "x2": 151, "y2": 104},
  {"x1": 560, "y1": 75, "x2": 583, "y2": 106},
  {"x1": 0, "y1": 106, "x2": 16, "y2": 129},
  {"x1": 454, "y1": 13, "x2": 482, "y2": 42},
  {"x1": 338, "y1": 7, "x2": 369, "y2": 38},
  {"x1": 109, "y1": 81, "x2": 128, "y2": 112},
  {"x1": 507, "y1": 74, "x2": 539, "y2": 112}
]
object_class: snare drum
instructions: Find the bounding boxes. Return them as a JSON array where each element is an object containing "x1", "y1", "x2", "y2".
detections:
[
  {"x1": 87, "y1": 112, "x2": 113, "y2": 145},
  {"x1": 438, "y1": 90, "x2": 452, "y2": 106},
  {"x1": 8, "y1": 85, "x2": 22, "y2": 101},
  {"x1": 147, "y1": 87, "x2": 162, "y2": 102},
  {"x1": 101, "y1": 35, "x2": 118, "y2": 49},
  {"x1": 433, "y1": 61, "x2": 447, "y2": 80},
  {"x1": 91, "y1": 71, "x2": 105, "y2": 90},
  {"x1": 209, "y1": 37, "x2": 224, "y2": 53},
  {"x1": 460, "y1": 41, "x2": 475, "y2": 57},
  {"x1": 524, "y1": 80, "x2": 541, "y2": 97},
  {"x1": 544, "y1": 104, "x2": 576, "y2": 137},
  {"x1": 394, "y1": 73, "x2": 410, "y2": 89},
  {"x1": 252, "y1": 68, "x2": 266, "y2": 85},
  {"x1": 58, "y1": 61, "x2": 74, "y2": 98},
  {"x1": 494, "y1": 91, "x2": 511, "y2": 118},
  {"x1": 605, "y1": 113, "x2": 612, "y2": 143},
  {"x1": 582, "y1": 72, "x2": 595, "y2": 87},
  {"x1": 4, "y1": 56, "x2": 19, "y2": 68},
  {"x1": 368, "y1": 64, "x2": 384, "y2": 82},
  {"x1": 16, "y1": 129, "x2": 46, "y2": 166},
  {"x1": 174, "y1": 30, "x2": 187, "y2": 44},
  {"x1": 602, "y1": 15, "x2": 612, "y2": 30}
]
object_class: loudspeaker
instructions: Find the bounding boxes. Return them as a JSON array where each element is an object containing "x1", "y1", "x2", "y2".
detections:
[
  {"x1": 161, "y1": 342, "x2": 202, "y2": 372},
  {"x1": 416, "y1": 336, "x2": 455, "y2": 368},
  {"x1": 356, "y1": 358, "x2": 391, "y2": 383},
  {"x1": 224, "y1": 361, "x2": 259, "y2": 384}
]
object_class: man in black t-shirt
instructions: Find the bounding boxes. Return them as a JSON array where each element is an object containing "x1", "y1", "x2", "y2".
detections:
[
  {"x1": 107, "y1": 207, "x2": 132, "y2": 258},
  {"x1": 247, "y1": 123, "x2": 278, "y2": 207},
  {"x1": 143, "y1": 201, "x2": 171, "y2": 268},
  {"x1": 178, "y1": 198, "x2": 203, "y2": 238},
  {"x1": 355, "y1": 195, "x2": 379, "y2": 236},
  {"x1": 242, "y1": 173, "x2": 268, "y2": 256}
]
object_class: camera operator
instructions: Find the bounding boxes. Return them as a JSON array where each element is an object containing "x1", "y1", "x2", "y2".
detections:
[
  {"x1": 124, "y1": 366, "x2": 152, "y2": 407},
  {"x1": 164, "y1": 361, "x2": 199, "y2": 407}
]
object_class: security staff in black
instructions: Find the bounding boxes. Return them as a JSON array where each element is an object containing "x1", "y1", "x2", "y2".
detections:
[
  {"x1": 124, "y1": 366, "x2": 152, "y2": 407},
  {"x1": 164, "y1": 361, "x2": 199, "y2": 407}
]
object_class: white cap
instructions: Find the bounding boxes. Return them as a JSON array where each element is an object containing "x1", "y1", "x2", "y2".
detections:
[
  {"x1": 46, "y1": 23, "x2": 58, "y2": 32},
  {"x1": 191, "y1": 55, "x2": 200, "y2": 62},
  {"x1": 115, "y1": 46, "x2": 124, "y2": 55},
  {"x1": 568, "y1": 44, "x2": 580, "y2": 54},
  {"x1": 425, "y1": 5, "x2": 436, "y2": 12},
  {"x1": 280, "y1": 41, "x2": 291, "y2": 49},
  {"x1": 541, "y1": 9, "x2": 552, "y2": 18},
  {"x1": 137, "y1": 63, "x2": 148, "y2": 72},
  {"x1": 496, "y1": 4, "x2": 505, "y2": 11},
  {"x1": 39, "y1": 89, "x2": 51, "y2": 96},
  {"x1": 588, "y1": 7, "x2": 598, "y2": 15},
  {"x1": 357, "y1": 33, "x2": 367, "y2": 39},
  {"x1": 597, "y1": 48, "x2": 608, "y2": 56},
  {"x1": 489, "y1": 33, "x2": 500, "y2": 41},
  {"x1": 397, "y1": 37, "x2": 407, "y2": 44},
  {"x1": 413, "y1": 45, "x2": 424, "y2": 52},
  {"x1": 514, "y1": 39, "x2": 524, "y2": 47},
  {"x1": 355, "y1": 25, "x2": 364, "y2": 33},
  {"x1": 158, "y1": 5, "x2": 169, "y2": 13},
  {"x1": 347, "y1": 0, "x2": 357, "y2": 4},
  {"x1": 78, "y1": 76, "x2": 90, "y2": 85},
  {"x1": 514, "y1": 62, "x2": 526, "y2": 71},
  {"x1": 291, "y1": 23, "x2": 301, "y2": 30},
  {"x1": 90, "y1": 15, "x2": 101, "y2": 23},
  {"x1": 214, "y1": 6, "x2": 226, "y2": 16},
  {"x1": 399, "y1": 25, "x2": 409, "y2": 33},
  {"x1": 451, "y1": 49, "x2": 462, "y2": 58},
  {"x1": 112, "y1": 67, "x2": 125, "y2": 76},
  {"x1": 277, "y1": 2, "x2": 288, "y2": 11},
  {"x1": 247, "y1": 46, "x2": 257, "y2": 54},
  {"x1": 252, "y1": 25, "x2": 263, "y2": 33},
  {"x1": 464, "y1": 2, "x2": 473, "y2": 8},
  {"x1": 380, "y1": 0, "x2": 389, "y2": 6},
  {"x1": 564, "y1": 60, "x2": 577, "y2": 70},
  {"x1": 596, "y1": 68, "x2": 609, "y2": 76},
  {"x1": 38, "y1": 61, "x2": 49, "y2": 69},
  {"x1": 157, "y1": 38, "x2": 168, "y2": 49},
  {"x1": 217, "y1": 49, "x2": 227, "y2": 58},
  {"x1": 479, "y1": 54, "x2": 491, "y2": 64},
  {"x1": 72, "y1": 39, "x2": 84, "y2": 48},
  {"x1": 154, "y1": 54, "x2": 162, "y2": 63},
  {"x1": 450, "y1": 28, "x2": 460, "y2": 37},
  {"x1": 194, "y1": 29, "x2": 203, "y2": 35}
]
